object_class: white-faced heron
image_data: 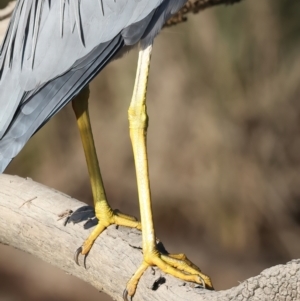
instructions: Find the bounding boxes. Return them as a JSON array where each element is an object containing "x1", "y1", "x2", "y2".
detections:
[{"x1": 0, "y1": 1, "x2": 213, "y2": 299}]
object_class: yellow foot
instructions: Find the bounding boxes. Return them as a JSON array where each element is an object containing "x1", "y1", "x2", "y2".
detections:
[
  {"x1": 74, "y1": 205, "x2": 141, "y2": 266},
  {"x1": 123, "y1": 249, "x2": 213, "y2": 300}
]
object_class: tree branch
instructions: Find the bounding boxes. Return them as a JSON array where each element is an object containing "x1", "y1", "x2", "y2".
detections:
[
  {"x1": 166, "y1": 0, "x2": 243, "y2": 27},
  {"x1": 0, "y1": 174, "x2": 299, "y2": 301}
]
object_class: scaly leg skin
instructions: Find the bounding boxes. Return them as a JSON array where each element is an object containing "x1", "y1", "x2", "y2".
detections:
[
  {"x1": 124, "y1": 44, "x2": 213, "y2": 300},
  {"x1": 72, "y1": 86, "x2": 141, "y2": 263}
]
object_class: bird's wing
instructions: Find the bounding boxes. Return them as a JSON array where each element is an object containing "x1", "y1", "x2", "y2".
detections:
[
  {"x1": 0, "y1": 0, "x2": 164, "y2": 138},
  {"x1": 0, "y1": 0, "x2": 177, "y2": 172}
]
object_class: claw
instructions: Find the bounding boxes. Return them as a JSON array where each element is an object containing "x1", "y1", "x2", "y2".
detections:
[
  {"x1": 123, "y1": 289, "x2": 131, "y2": 301},
  {"x1": 83, "y1": 253, "x2": 88, "y2": 269},
  {"x1": 74, "y1": 246, "x2": 89, "y2": 268},
  {"x1": 199, "y1": 276, "x2": 206, "y2": 289},
  {"x1": 74, "y1": 246, "x2": 82, "y2": 265}
]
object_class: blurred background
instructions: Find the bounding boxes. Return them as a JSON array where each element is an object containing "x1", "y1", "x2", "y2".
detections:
[{"x1": 1, "y1": 0, "x2": 300, "y2": 300}]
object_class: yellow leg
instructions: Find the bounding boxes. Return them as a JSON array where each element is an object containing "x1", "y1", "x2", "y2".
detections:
[
  {"x1": 72, "y1": 86, "x2": 141, "y2": 260},
  {"x1": 125, "y1": 44, "x2": 213, "y2": 299}
]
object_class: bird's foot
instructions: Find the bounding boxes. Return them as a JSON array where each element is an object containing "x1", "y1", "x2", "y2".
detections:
[
  {"x1": 65, "y1": 204, "x2": 141, "y2": 266},
  {"x1": 123, "y1": 248, "x2": 213, "y2": 300}
]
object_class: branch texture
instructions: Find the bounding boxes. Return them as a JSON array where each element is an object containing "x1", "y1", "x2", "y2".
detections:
[
  {"x1": 0, "y1": 174, "x2": 299, "y2": 301},
  {"x1": 166, "y1": 0, "x2": 243, "y2": 27}
]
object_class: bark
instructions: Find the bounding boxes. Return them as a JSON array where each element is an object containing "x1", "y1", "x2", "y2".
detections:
[
  {"x1": 0, "y1": 174, "x2": 299, "y2": 301},
  {"x1": 166, "y1": 0, "x2": 243, "y2": 27}
]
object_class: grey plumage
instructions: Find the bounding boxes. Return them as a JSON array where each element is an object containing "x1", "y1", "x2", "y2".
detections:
[{"x1": 0, "y1": 0, "x2": 186, "y2": 172}]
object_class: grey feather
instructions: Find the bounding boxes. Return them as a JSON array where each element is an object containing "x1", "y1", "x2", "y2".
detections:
[
  {"x1": 31, "y1": 0, "x2": 43, "y2": 68},
  {"x1": 98, "y1": 0, "x2": 104, "y2": 16},
  {"x1": 0, "y1": 0, "x2": 187, "y2": 173},
  {"x1": 60, "y1": 0, "x2": 65, "y2": 37}
]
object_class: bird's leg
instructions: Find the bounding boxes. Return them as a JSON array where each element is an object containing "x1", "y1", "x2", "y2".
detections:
[
  {"x1": 71, "y1": 85, "x2": 141, "y2": 261},
  {"x1": 124, "y1": 44, "x2": 213, "y2": 299}
]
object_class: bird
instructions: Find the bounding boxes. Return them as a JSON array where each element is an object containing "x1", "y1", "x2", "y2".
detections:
[{"x1": 0, "y1": 0, "x2": 213, "y2": 299}]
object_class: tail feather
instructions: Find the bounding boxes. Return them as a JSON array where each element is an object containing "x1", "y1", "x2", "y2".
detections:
[{"x1": 0, "y1": 35, "x2": 124, "y2": 173}]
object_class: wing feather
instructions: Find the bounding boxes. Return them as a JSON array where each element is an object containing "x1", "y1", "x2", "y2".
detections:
[
  {"x1": 0, "y1": 0, "x2": 163, "y2": 136},
  {"x1": 0, "y1": 0, "x2": 187, "y2": 172}
]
